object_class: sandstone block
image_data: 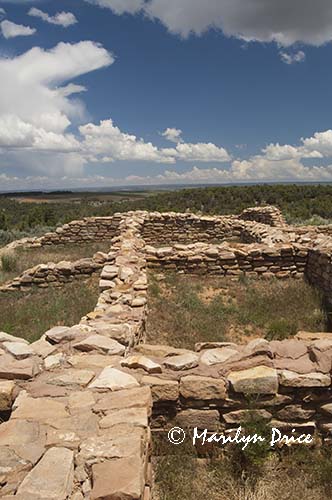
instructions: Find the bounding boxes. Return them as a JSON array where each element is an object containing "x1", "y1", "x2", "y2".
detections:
[
  {"x1": 180, "y1": 375, "x2": 227, "y2": 400},
  {"x1": 228, "y1": 366, "x2": 278, "y2": 394}
]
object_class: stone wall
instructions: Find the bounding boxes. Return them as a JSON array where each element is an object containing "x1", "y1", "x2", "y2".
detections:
[
  {"x1": 145, "y1": 242, "x2": 307, "y2": 279},
  {"x1": 0, "y1": 255, "x2": 106, "y2": 293},
  {"x1": 1, "y1": 206, "x2": 332, "y2": 499},
  {"x1": 240, "y1": 205, "x2": 286, "y2": 227},
  {"x1": 141, "y1": 211, "x2": 243, "y2": 245},
  {"x1": 0, "y1": 215, "x2": 123, "y2": 256}
]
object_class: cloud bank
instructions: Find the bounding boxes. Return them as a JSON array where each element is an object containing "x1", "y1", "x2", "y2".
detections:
[{"x1": 84, "y1": 0, "x2": 332, "y2": 47}]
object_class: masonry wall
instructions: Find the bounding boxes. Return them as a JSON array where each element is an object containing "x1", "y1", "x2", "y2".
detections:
[
  {"x1": 141, "y1": 212, "x2": 244, "y2": 245},
  {"x1": 145, "y1": 242, "x2": 308, "y2": 279},
  {"x1": 240, "y1": 206, "x2": 286, "y2": 227}
]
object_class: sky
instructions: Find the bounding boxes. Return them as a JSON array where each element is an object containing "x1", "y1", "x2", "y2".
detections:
[{"x1": 1, "y1": 1, "x2": 332, "y2": 189}]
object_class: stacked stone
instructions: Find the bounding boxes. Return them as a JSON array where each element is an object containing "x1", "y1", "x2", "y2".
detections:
[
  {"x1": 0, "y1": 256, "x2": 106, "y2": 293},
  {"x1": 306, "y1": 248, "x2": 332, "y2": 295},
  {"x1": 145, "y1": 242, "x2": 307, "y2": 279},
  {"x1": 240, "y1": 206, "x2": 286, "y2": 227},
  {"x1": 127, "y1": 334, "x2": 332, "y2": 440},
  {"x1": 0, "y1": 323, "x2": 153, "y2": 499},
  {"x1": 141, "y1": 211, "x2": 243, "y2": 245}
]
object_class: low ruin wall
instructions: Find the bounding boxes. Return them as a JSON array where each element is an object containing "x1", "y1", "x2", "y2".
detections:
[
  {"x1": 240, "y1": 205, "x2": 286, "y2": 226},
  {"x1": 1, "y1": 206, "x2": 332, "y2": 499},
  {"x1": 145, "y1": 242, "x2": 307, "y2": 279}
]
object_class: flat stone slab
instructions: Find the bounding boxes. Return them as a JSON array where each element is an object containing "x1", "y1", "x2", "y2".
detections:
[
  {"x1": 94, "y1": 386, "x2": 152, "y2": 413},
  {"x1": 3, "y1": 341, "x2": 35, "y2": 360},
  {"x1": 48, "y1": 369, "x2": 95, "y2": 387},
  {"x1": 135, "y1": 344, "x2": 190, "y2": 358},
  {"x1": 0, "y1": 354, "x2": 39, "y2": 380},
  {"x1": 73, "y1": 334, "x2": 125, "y2": 355},
  {"x1": 30, "y1": 338, "x2": 57, "y2": 358},
  {"x1": 88, "y1": 367, "x2": 139, "y2": 391},
  {"x1": 228, "y1": 366, "x2": 278, "y2": 394},
  {"x1": 121, "y1": 355, "x2": 162, "y2": 374},
  {"x1": 163, "y1": 353, "x2": 199, "y2": 371},
  {"x1": 180, "y1": 375, "x2": 227, "y2": 400},
  {"x1": 278, "y1": 370, "x2": 331, "y2": 387},
  {"x1": 0, "y1": 332, "x2": 29, "y2": 344},
  {"x1": 45, "y1": 325, "x2": 88, "y2": 344},
  {"x1": 91, "y1": 457, "x2": 144, "y2": 500},
  {"x1": 16, "y1": 447, "x2": 74, "y2": 500},
  {"x1": 12, "y1": 395, "x2": 70, "y2": 422},
  {"x1": 200, "y1": 348, "x2": 238, "y2": 366},
  {"x1": 99, "y1": 407, "x2": 149, "y2": 429}
]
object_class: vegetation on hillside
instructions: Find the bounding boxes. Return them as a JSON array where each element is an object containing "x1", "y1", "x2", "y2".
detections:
[{"x1": 2, "y1": 184, "x2": 332, "y2": 246}]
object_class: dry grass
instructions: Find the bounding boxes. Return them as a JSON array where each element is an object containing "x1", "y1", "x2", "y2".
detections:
[
  {"x1": 146, "y1": 273, "x2": 327, "y2": 348},
  {"x1": 0, "y1": 275, "x2": 99, "y2": 342},
  {"x1": 0, "y1": 241, "x2": 111, "y2": 284},
  {"x1": 152, "y1": 434, "x2": 332, "y2": 500}
]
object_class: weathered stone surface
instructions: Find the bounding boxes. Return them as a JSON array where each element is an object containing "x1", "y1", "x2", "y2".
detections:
[
  {"x1": 44, "y1": 353, "x2": 65, "y2": 370},
  {"x1": 0, "y1": 354, "x2": 39, "y2": 380},
  {"x1": 16, "y1": 447, "x2": 74, "y2": 500},
  {"x1": 30, "y1": 337, "x2": 57, "y2": 358},
  {"x1": 200, "y1": 348, "x2": 238, "y2": 366},
  {"x1": 91, "y1": 457, "x2": 144, "y2": 500},
  {"x1": 45, "y1": 325, "x2": 88, "y2": 344},
  {"x1": 141, "y1": 376, "x2": 179, "y2": 402},
  {"x1": 277, "y1": 405, "x2": 315, "y2": 421},
  {"x1": 3, "y1": 342, "x2": 34, "y2": 359},
  {"x1": 270, "y1": 339, "x2": 308, "y2": 359},
  {"x1": 68, "y1": 354, "x2": 121, "y2": 370},
  {"x1": 296, "y1": 331, "x2": 332, "y2": 342},
  {"x1": 0, "y1": 419, "x2": 45, "y2": 464},
  {"x1": 135, "y1": 344, "x2": 189, "y2": 358},
  {"x1": 45, "y1": 326, "x2": 71, "y2": 343},
  {"x1": 77, "y1": 430, "x2": 144, "y2": 466},
  {"x1": 68, "y1": 391, "x2": 96, "y2": 412},
  {"x1": 163, "y1": 353, "x2": 199, "y2": 371},
  {"x1": 278, "y1": 370, "x2": 331, "y2": 387},
  {"x1": 99, "y1": 407, "x2": 148, "y2": 429},
  {"x1": 12, "y1": 395, "x2": 69, "y2": 422},
  {"x1": 121, "y1": 355, "x2": 162, "y2": 374},
  {"x1": 46, "y1": 429, "x2": 80, "y2": 450},
  {"x1": 73, "y1": 334, "x2": 125, "y2": 355},
  {"x1": 223, "y1": 409, "x2": 272, "y2": 424},
  {"x1": 228, "y1": 366, "x2": 278, "y2": 394},
  {"x1": 0, "y1": 332, "x2": 29, "y2": 344},
  {"x1": 95, "y1": 386, "x2": 152, "y2": 414},
  {"x1": 49, "y1": 369, "x2": 95, "y2": 387},
  {"x1": 180, "y1": 375, "x2": 227, "y2": 400},
  {"x1": 176, "y1": 409, "x2": 221, "y2": 431},
  {"x1": 195, "y1": 342, "x2": 238, "y2": 352},
  {"x1": 88, "y1": 367, "x2": 139, "y2": 391},
  {"x1": 0, "y1": 380, "x2": 15, "y2": 411}
]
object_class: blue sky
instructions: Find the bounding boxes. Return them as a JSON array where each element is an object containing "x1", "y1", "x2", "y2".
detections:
[{"x1": 1, "y1": 0, "x2": 332, "y2": 189}]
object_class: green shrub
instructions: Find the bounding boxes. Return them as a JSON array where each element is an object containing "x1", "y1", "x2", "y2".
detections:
[
  {"x1": 266, "y1": 318, "x2": 298, "y2": 340},
  {"x1": 1, "y1": 253, "x2": 18, "y2": 273}
]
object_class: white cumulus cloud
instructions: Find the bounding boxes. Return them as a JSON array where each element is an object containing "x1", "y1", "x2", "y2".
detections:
[
  {"x1": 1, "y1": 20, "x2": 36, "y2": 39},
  {"x1": 80, "y1": 119, "x2": 176, "y2": 163},
  {"x1": 28, "y1": 8, "x2": 78, "y2": 28},
  {"x1": 162, "y1": 127, "x2": 183, "y2": 143}
]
